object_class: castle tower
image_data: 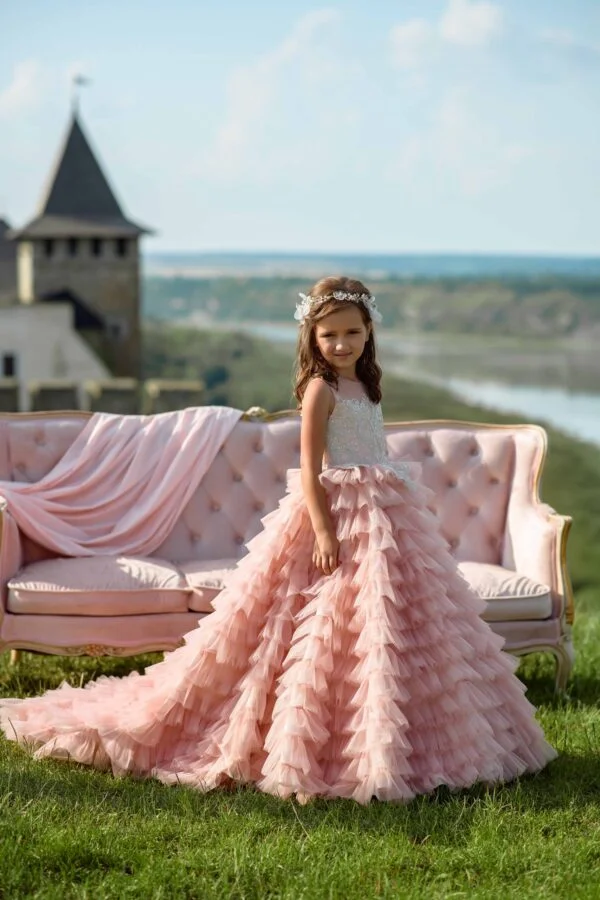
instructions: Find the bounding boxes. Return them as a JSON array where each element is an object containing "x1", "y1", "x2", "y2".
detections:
[{"x1": 9, "y1": 112, "x2": 152, "y2": 377}]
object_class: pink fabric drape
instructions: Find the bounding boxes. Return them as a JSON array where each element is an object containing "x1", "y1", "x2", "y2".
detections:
[{"x1": 0, "y1": 406, "x2": 242, "y2": 557}]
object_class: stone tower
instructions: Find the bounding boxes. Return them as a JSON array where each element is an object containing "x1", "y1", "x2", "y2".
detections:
[{"x1": 9, "y1": 112, "x2": 152, "y2": 378}]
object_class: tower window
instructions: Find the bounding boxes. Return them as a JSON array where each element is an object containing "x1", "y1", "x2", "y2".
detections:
[
  {"x1": 2, "y1": 353, "x2": 17, "y2": 377},
  {"x1": 91, "y1": 238, "x2": 103, "y2": 257},
  {"x1": 68, "y1": 237, "x2": 79, "y2": 257},
  {"x1": 115, "y1": 238, "x2": 128, "y2": 258},
  {"x1": 105, "y1": 317, "x2": 129, "y2": 341},
  {"x1": 44, "y1": 239, "x2": 55, "y2": 258}
]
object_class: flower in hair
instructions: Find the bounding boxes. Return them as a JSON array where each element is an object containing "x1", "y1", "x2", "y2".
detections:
[
  {"x1": 294, "y1": 290, "x2": 383, "y2": 324},
  {"x1": 294, "y1": 293, "x2": 312, "y2": 322}
]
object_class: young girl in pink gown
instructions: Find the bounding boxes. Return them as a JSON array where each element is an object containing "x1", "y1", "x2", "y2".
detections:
[{"x1": 0, "y1": 276, "x2": 556, "y2": 804}]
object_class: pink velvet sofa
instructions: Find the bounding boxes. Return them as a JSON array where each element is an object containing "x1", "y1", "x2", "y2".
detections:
[{"x1": 0, "y1": 410, "x2": 574, "y2": 690}]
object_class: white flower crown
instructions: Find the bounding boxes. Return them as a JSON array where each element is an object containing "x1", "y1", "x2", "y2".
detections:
[{"x1": 294, "y1": 290, "x2": 383, "y2": 324}]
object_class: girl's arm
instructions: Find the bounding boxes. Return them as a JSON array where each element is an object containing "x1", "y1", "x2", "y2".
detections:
[{"x1": 300, "y1": 378, "x2": 339, "y2": 575}]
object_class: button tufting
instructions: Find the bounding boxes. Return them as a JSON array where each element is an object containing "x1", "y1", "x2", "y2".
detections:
[
  {"x1": 233, "y1": 472, "x2": 243, "y2": 482},
  {"x1": 425, "y1": 447, "x2": 435, "y2": 457},
  {"x1": 449, "y1": 538, "x2": 459, "y2": 549},
  {"x1": 275, "y1": 472, "x2": 285, "y2": 483},
  {"x1": 469, "y1": 445, "x2": 479, "y2": 456},
  {"x1": 468, "y1": 506, "x2": 478, "y2": 516},
  {"x1": 234, "y1": 534, "x2": 244, "y2": 545},
  {"x1": 210, "y1": 501, "x2": 221, "y2": 512},
  {"x1": 254, "y1": 501, "x2": 264, "y2": 512},
  {"x1": 490, "y1": 476, "x2": 499, "y2": 485},
  {"x1": 253, "y1": 442, "x2": 263, "y2": 453},
  {"x1": 447, "y1": 479, "x2": 457, "y2": 488}
]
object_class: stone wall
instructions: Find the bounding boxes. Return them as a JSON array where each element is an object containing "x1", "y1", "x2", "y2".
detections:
[{"x1": 18, "y1": 238, "x2": 141, "y2": 378}]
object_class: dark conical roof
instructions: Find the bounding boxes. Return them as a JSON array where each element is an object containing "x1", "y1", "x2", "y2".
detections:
[
  {"x1": 9, "y1": 113, "x2": 152, "y2": 239},
  {"x1": 40, "y1": 114, "x2": 126, "y2": 219}
]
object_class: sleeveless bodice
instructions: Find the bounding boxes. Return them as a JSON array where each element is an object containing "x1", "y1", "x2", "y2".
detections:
[
  {"x1": 325, "y1": 396, "x2": 389, "y2": 467},
  {"x1": 322, "y1": 380, "x2": 413, "y2": 483}
]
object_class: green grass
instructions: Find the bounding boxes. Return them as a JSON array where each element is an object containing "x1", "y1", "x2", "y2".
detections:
[
  {"x1": 1, "y1": 340, "x2": 600, "y2": 898},
  {"x1": 1, "y1": 622, "x2": 599, "y2": 900}
]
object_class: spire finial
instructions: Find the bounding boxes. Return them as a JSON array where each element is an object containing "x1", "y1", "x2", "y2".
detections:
[{"x1": 71, "y1": 74, "x2": 91, "y2": 114}]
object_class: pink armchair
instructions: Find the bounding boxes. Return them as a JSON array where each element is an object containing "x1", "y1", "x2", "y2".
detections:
[{"x1": 0, "y1": 411, "x2": 573, "y2": 690}]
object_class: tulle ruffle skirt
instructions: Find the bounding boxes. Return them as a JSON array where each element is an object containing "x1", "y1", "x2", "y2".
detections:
[{"x1": 0, "y1": 465, "x2": 556, "y2": 803}]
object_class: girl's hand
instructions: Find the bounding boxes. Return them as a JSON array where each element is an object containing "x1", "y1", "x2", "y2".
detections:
[{"x1": 313, "y1": 531, "x2": 340, "y2": 575}]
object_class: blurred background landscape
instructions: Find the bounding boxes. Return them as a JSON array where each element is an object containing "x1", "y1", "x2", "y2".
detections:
[{"x1": 143, "y1": 252, "x2": 600, "y2": 446}]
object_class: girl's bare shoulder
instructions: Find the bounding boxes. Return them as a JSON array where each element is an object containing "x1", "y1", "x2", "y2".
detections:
[{"x1": 303, "y1": 377, "x2": 336, "y2": 414}]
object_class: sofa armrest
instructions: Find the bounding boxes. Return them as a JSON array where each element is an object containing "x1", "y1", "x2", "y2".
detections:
[
  {"x1": 504, "y1": 498, "x2": 574, "y2": 625},
  {"x1": 0, "y1": 500, "x2": 24, "y2": 623}
]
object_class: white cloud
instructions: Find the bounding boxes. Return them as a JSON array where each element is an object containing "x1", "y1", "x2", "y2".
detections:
[
  {"x1": 439, "y1": 0, "x2": 503, "y2": 47},
  {"x1": 388, "y1": 88, "x2": 534, "y2": 196},
  {"x1": 390, "y1": 0, "x2": 503, "y2": 71},
  {"x1": 0, "y1": 60, "x2": 43, "y2": 119},
  {"x1": 203, "y1": 9, "x2": 342, "y2": 179},
  {"x1": 390, "y1": 19, "x2": 434, "y2": 70}
]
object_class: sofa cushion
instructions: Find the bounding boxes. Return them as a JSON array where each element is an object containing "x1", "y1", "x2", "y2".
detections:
[
  {"x1": 180, "y1": 557, "x2": 552, "y2": 621},
  {"x1": 458, "y1": 561, "x2": 552, "y2": 622},
  {"x1": 7, "y1": 556, "x2": 191, "y2": 616},
  {"x1": 179, "y1": 558, "x2": 238, "y2": 613}
]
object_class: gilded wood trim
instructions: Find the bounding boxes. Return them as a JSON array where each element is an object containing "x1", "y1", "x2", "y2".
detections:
[
  {"x1": 0, "y1": 408, "x2": 549, "y2": 431},
  {"x1": 1, "y1": 638, "x2": 189, "y2": 658},
  {"x1": 241, "y1": 407, "x2": 298, "y2": 422},
  {"x1": 557, "y1": 515, "x2": 575, "y2": 625}
]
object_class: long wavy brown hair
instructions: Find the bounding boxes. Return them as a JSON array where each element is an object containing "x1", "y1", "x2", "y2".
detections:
[{"x1": 293, "y1": 276, "x2": 382, "y2": 407}]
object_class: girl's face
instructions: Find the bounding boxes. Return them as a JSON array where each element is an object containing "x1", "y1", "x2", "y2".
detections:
[{"x1": 313, "y1": 305, "x2": 371, "y2": 378}]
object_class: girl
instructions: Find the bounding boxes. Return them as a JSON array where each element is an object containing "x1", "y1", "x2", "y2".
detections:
[{"x1": 0, "y1": 276, "x2": 555, "y2": 804}]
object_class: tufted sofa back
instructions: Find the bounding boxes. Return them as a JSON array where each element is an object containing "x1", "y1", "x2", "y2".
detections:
[{"x1": 0, "y1": 412, "x2": 547, "y2": 570}]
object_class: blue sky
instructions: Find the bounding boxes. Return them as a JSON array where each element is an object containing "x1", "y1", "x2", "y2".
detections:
[{"x1": 1, "y1": 0, "x2": 599, "y2": 254}]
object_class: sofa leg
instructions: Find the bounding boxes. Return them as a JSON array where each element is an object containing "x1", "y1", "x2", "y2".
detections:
[
  {"x1": 9, "y1": 650, "x2": 22, "y2": 666},
  {"x1": 553, "y1": 638, "x2": 575, "y2": 695}
]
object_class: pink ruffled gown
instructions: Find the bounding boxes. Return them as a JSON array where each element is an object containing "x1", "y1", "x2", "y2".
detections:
[{"x1": 0, "y1": 380, "x2": 556, "y2": 803}]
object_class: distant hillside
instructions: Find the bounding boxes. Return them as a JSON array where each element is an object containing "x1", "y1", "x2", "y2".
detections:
[{"x1": 143, "y1": 274, "x2": 600, "y2": 338}]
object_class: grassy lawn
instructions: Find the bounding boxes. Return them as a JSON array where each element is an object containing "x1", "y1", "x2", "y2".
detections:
[
  {"x1": 1, "y1": 630, "x2": 599, "y2": 900},
  {"x1": 1, "y1": 361, "x2": 599, "y2": 899}
]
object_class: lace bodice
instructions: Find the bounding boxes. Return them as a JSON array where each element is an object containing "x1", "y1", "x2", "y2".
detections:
[
  {"x1": 321, "y1": 379, "x2": 413, "y2": 482},
  {"x1": 326, "y1": 395, "x2": 389, "y2": 467}
]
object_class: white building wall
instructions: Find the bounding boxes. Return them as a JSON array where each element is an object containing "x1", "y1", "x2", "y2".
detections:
[{"x1": 0, "y1": 303, "x2": 110, "y2": 410}]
